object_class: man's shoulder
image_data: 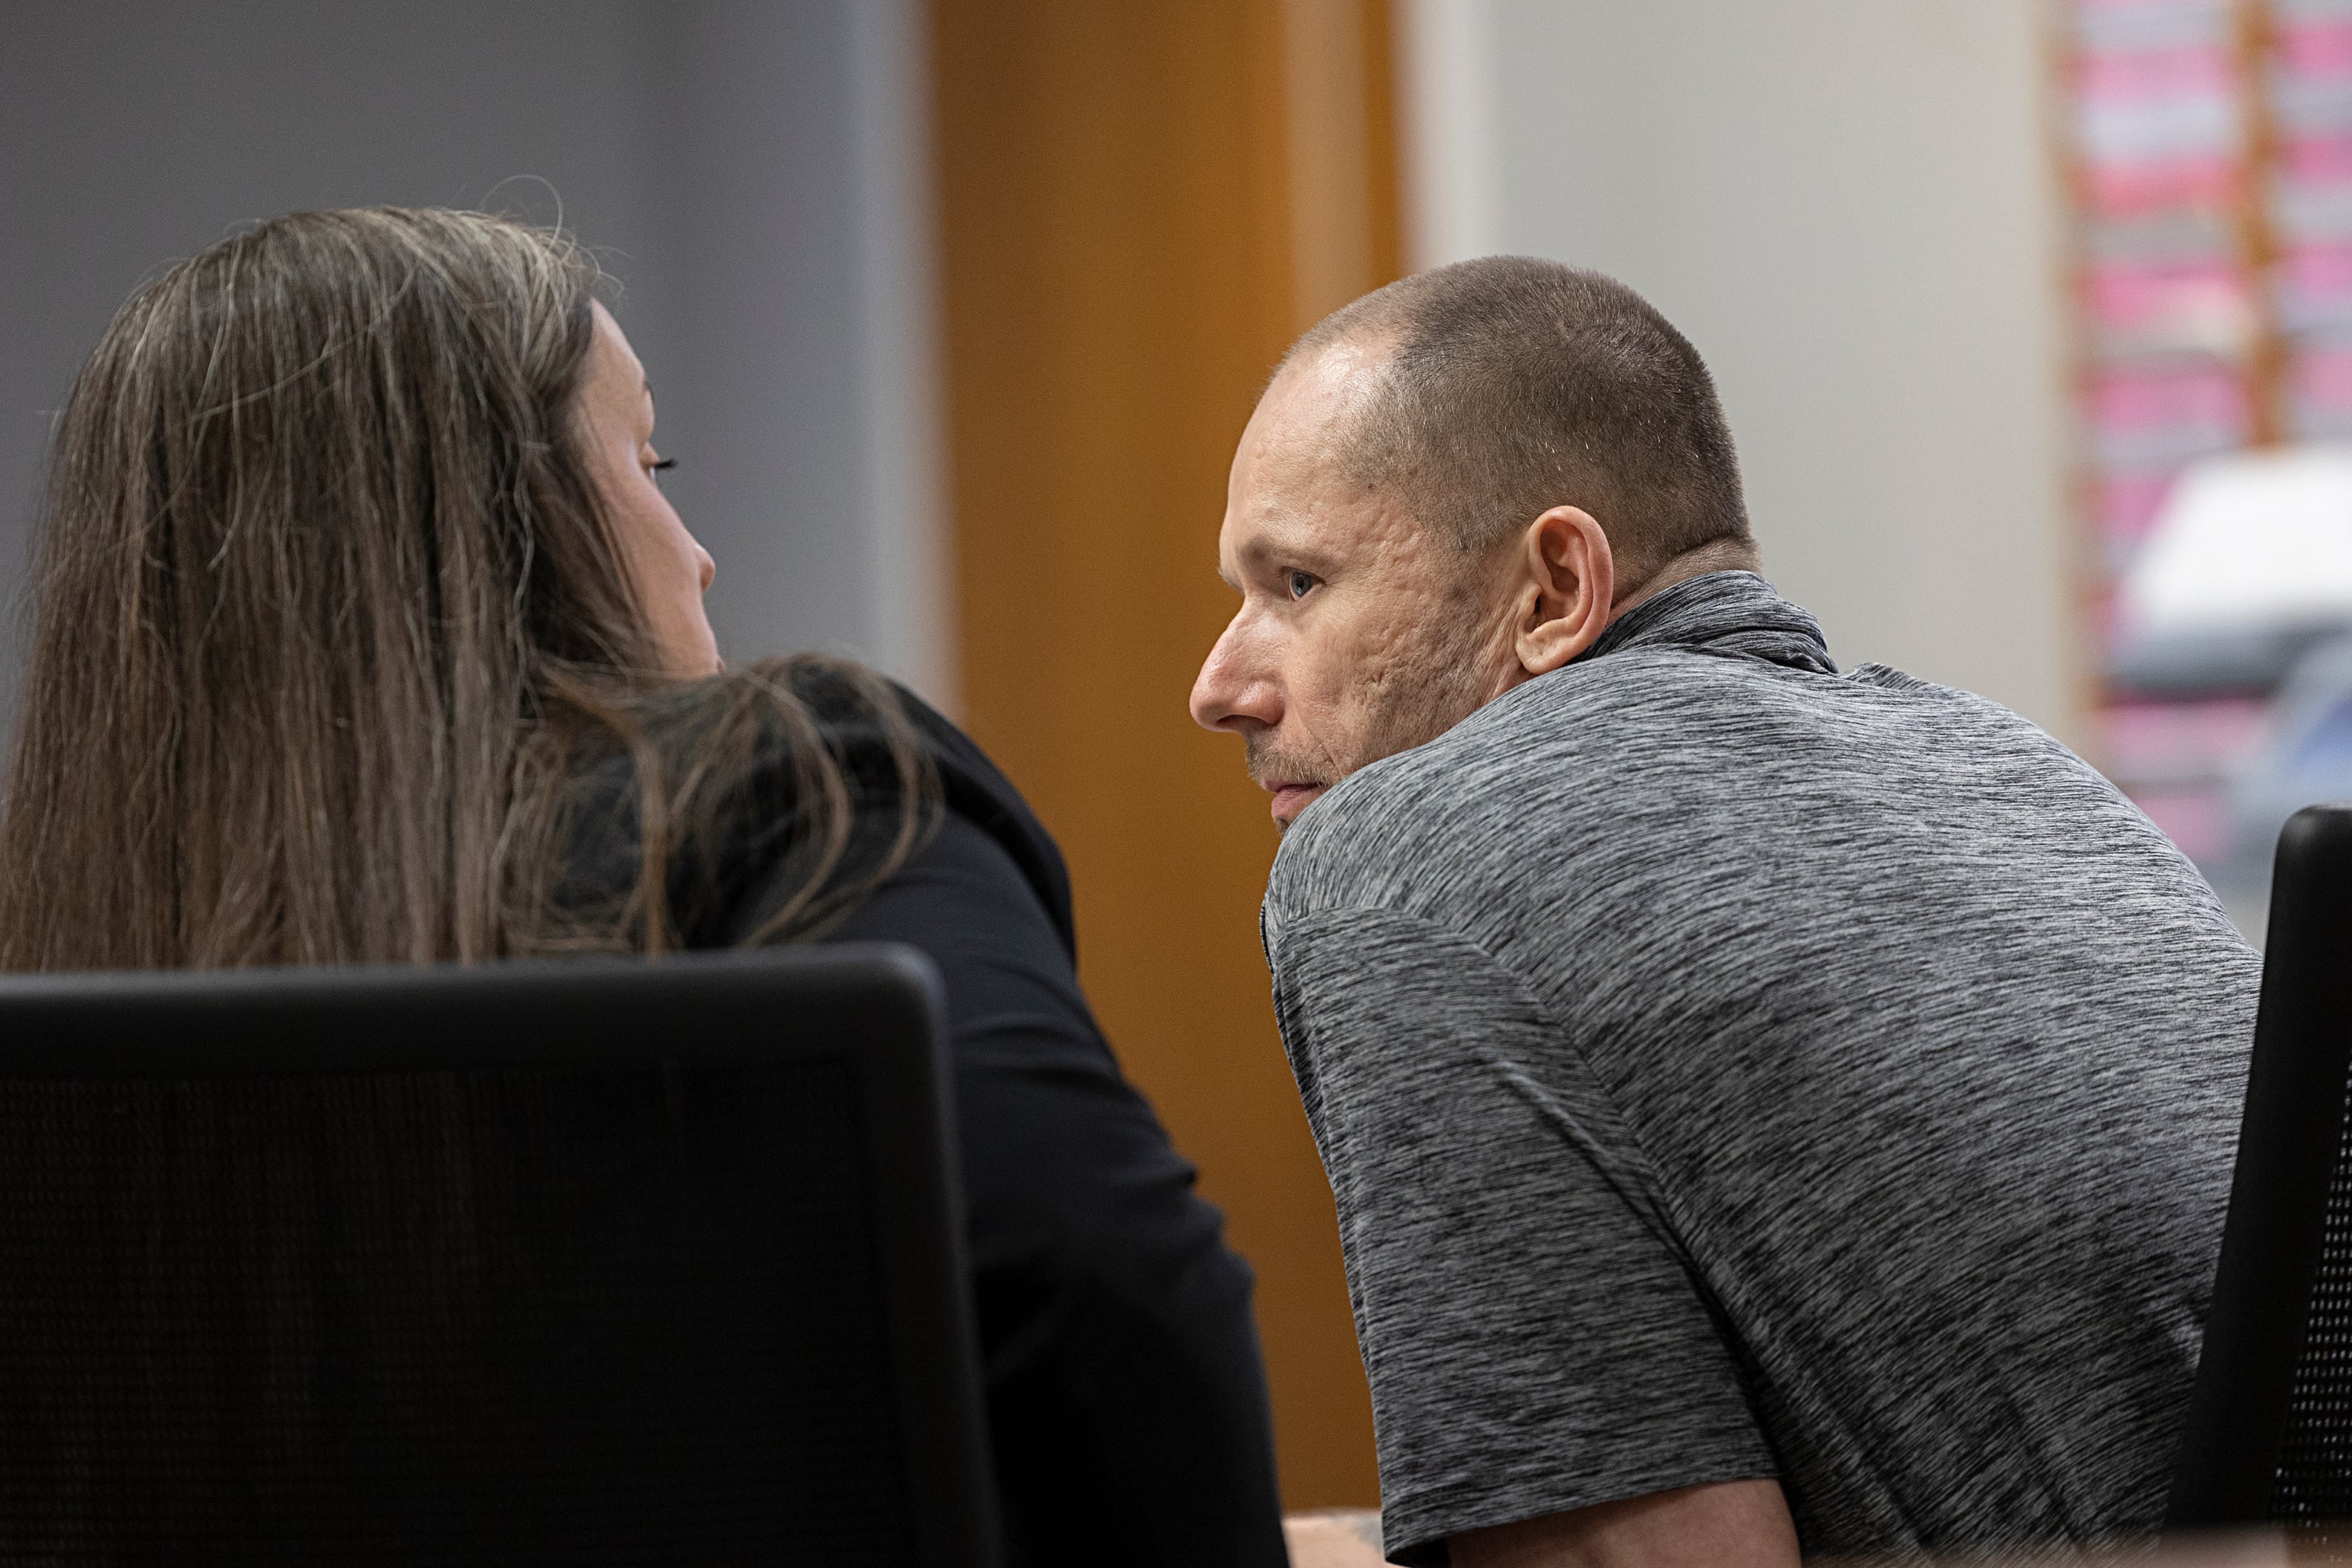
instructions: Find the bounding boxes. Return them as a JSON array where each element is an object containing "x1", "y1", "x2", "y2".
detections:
[
  {"x1": 1265, "y1": 666, "x2": 1651, "y2": 924},
  {"x1": 1265, "y1": 647, "x2": 2097, "y2": 928}
]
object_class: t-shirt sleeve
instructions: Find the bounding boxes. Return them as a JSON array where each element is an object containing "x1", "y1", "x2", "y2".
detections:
[{"x1": 1266, "y1": 904, "x2": 1778, "y2": 1567}]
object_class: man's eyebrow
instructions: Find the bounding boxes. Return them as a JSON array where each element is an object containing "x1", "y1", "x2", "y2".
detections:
[
  {"x1": 1219, "y1": 535, "x2": 1282, "y2": 592},
  {"x1": 1233, "y1": 535, "x2": 1277, "y2": 570},
  {"x1": 1234, "y1": 530, "x2": 1329, "y2": 575}
]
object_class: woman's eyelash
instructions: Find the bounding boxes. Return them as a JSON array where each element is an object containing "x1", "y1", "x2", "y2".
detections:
[{"x1": 651, "y1": 458, "x2": 677, "y2": 471}]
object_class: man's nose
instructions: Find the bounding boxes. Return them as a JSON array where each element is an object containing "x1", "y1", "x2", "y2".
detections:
[{"x1": 1190, "y1": 620, "x2": 1280, "y2": 733}]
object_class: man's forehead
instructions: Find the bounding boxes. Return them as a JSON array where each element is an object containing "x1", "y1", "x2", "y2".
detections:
[
  {"x1": 1219, "y1": 450, "x2": 1407, "y2": 587},
  {"x1": 1269, "y1": 334, "x2": 1393, "y2": 440},
  {"x1": 1216, "y1": 472, "x2": 1323, "y2": 586},
  {"x1": 1218, "y1": 330, "x2": 1404, "y2": 580},
  {"x1": 1243, "y1": 344, "x2": 1391, "y2": 500},
  {"x1": 1227, "y1": 510, "x2": 1323, "y2": 564}
]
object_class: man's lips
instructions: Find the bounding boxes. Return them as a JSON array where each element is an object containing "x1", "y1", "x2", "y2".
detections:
[{"x1": 1263, "y1": 780, "x2": 1326, "y2": 823}]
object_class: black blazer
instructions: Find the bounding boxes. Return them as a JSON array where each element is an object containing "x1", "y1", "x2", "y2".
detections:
[{"x1": 574, "y1": 686, "x2": 1289, "y2": 1567}]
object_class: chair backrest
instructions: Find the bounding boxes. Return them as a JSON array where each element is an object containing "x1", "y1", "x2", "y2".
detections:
[
  {"x1": 2168, "y1": 803, "x2": 2352, "y2": 1535},
  {"x1": 0, "y1": 945, "x2": 998, "y2": 1567}
]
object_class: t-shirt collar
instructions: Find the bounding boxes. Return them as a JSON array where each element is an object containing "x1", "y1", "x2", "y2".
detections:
[{"x1": 1577, "y1": 569, "x2": 1839, "y2": 675}]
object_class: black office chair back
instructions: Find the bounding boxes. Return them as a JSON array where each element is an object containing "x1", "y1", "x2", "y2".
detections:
[
  {"x1": 2169, "y1": 803, "x2": 2352, "y2": 1540},
  {"x1": 0, "y1": 947, "x2": 997, "y2": 1567}
]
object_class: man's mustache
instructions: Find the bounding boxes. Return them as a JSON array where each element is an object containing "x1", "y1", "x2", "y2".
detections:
[{"x1": 1244, "y1": 733, "x2": 1326, "y2": 788}]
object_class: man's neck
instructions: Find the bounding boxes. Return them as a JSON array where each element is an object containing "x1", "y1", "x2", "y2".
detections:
[{"x1": 1609, "y1": 538, "x2": 1762, "y2": 620}]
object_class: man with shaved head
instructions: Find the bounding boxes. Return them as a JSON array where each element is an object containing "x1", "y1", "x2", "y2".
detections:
[{"x1": 1191, "y1": 258, "x2": 2258, "y2": 1567}]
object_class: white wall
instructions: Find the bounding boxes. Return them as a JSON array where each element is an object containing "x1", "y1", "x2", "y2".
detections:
[
  {"x1": 654, "y1": 0, "x2": 951, "y2": 705},
  {"x1": 0, "y1": 0, "x2": 948, "y2": 731},
  {"x1": 1400, "y1": 0, "x2": 2076, "y2": 741}
]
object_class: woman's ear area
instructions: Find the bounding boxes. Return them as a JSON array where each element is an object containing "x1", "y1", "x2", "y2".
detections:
[{"x1": 1514, "y1": 504, "x2": 1615, "y2": 676}]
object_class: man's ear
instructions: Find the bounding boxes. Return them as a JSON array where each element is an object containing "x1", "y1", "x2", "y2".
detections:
[{"x1": 1514, "y1": 506, "x2": 1615, "y2": 676}]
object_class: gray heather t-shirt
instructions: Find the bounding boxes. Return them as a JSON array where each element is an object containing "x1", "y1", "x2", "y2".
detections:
[{"x1": 1262, "y1": 572, "x2": 2261, "y2": 1566}]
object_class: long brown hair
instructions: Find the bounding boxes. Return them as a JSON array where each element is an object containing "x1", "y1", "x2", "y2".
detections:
[{"x1": 0, "y1": 207, "x2": 934, "y2": 971}]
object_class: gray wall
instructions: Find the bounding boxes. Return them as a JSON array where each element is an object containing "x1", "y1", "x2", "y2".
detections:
[
  {"x1": 1401, "y1": 0, "x2": 2074, "y2": 742},
  {"x1": 0, "y1": 0, "x2": 945, "y2": 731}
]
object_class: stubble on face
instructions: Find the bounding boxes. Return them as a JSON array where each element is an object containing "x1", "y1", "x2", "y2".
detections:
[{"x1": 1245, "y1": 552, "x2": 1500, "y2": 829}]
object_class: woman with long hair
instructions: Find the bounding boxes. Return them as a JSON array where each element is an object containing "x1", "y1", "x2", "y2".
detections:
[{"x1": 0, "y1": 207, "x2": 1286, "y2": 1566}]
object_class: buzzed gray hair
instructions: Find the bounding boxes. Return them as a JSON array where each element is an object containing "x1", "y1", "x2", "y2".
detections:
[{"x1": 1286, "y1": 256, "x2": 1753, "y2": 583}]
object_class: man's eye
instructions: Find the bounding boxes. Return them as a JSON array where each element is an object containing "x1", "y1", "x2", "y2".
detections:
[{"x1": 1286, "y1": 569, "x2": 1317, "y2": 600}]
